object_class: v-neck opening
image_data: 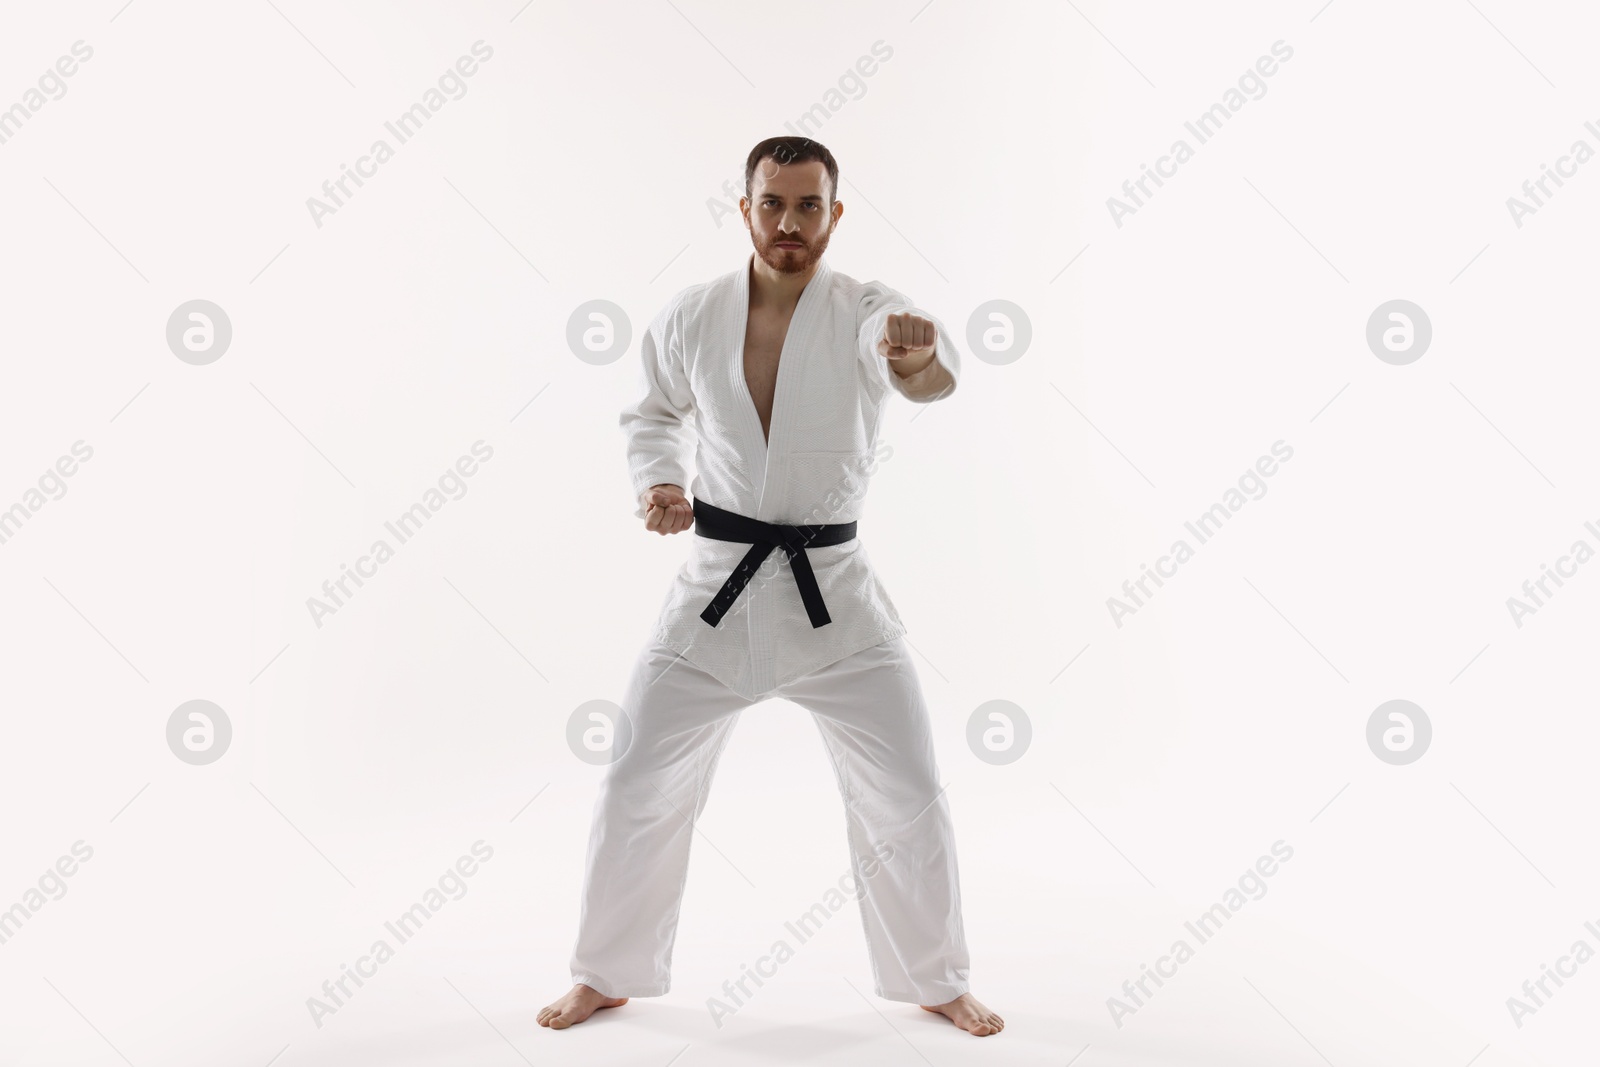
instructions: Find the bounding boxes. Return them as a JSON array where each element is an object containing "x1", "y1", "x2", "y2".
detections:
[{"x1": 735, "y1": 252, "x2": 831, "y2": 514}]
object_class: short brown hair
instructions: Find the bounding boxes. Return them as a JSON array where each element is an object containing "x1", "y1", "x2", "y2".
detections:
[{"x1": 745, "y1": 136, "x2": 839, "y2": 205}]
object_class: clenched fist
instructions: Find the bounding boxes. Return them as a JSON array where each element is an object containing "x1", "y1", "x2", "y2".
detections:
[
  {"x1": 876, "y1": 311, "x2": 938, "y2": 364},
  {"x1": 641, "y1": 483, "x2": 694, "y2": 535}
]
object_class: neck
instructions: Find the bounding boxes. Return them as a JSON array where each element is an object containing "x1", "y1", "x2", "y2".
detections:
[{"x1": 749, "y1": 251, "x2": 819, "y2": 308}]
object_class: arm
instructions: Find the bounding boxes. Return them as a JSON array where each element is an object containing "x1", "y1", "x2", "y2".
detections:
[
  {"x1": 856, "y1": 284, "x2": 961, "y2": 404},
  {"x1": 882, "y1": 314, "x2": 957, "y2": 402},
  {"x1": 619, "y1": 301, "x2": 695, "y2": 523}
]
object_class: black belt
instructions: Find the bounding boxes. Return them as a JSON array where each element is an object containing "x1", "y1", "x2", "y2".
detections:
[{"x1": 692, "y1": 498, "x2": 857, "y2": 628}]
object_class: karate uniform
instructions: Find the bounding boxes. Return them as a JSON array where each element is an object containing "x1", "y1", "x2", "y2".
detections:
[{"x1": 568, "y1": 252, "x2": 970, "y2": 1006}]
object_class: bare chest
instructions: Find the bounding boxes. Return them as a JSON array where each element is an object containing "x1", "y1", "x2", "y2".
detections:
[{"x1": 741, "y1": 303, "x2": 795, "y2": 444}]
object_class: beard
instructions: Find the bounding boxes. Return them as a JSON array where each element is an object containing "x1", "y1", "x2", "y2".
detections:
[{"x1": 754, "y1": 226, "x2": 831, "y2": 274}]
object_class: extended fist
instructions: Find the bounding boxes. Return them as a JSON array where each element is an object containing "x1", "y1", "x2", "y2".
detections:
[
  {"x1": 641, "y1": 483, "x2": 694, "y2": 535},
  {"x1": 877, "y1": 312, "x2": 937, "y2": 361}
]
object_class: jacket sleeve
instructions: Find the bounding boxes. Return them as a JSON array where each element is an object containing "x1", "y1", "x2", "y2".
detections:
[
  {"x1": 855, "y1": 281, "x2": 960, "y2": 404},
  {"x1": 619, "y1": 299, "x2": 696, "y2": 519}
]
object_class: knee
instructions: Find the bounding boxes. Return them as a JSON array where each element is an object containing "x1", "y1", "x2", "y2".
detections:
[{"x1": 595, "y1": 756, "x2": 697, "y2": 814}]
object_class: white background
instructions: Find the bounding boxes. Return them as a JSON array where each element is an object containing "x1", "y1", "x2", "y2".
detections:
[{"x1": 1, "y1": 1, "x2": 1597, "y2": 1064}]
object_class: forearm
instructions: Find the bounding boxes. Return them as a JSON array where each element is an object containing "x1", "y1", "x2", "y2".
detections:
[{"x1": 888, "y1": 344, "x2": 956, "y2": 402}]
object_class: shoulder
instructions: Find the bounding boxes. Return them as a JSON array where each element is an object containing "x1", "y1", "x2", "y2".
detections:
[
  {"x1": 832, "y1": 269, "x2": 913, "y2": 324},
  {"x1": 658, "y1": 264, "x2": 742, "y2": 332},
  {"x1": 642, "y1": 266, "x2": 741, "y2": 363},
  {"x1": 826, "y1": 262, "x2": 908, "y2": 302},
  {"x1": 648, "y1": 281, "x2": 698, "y2": 336}
]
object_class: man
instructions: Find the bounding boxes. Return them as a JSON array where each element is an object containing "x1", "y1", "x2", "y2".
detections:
[{"x1": 540, "y1": 137, "x2": 1002, "y2": 1037}]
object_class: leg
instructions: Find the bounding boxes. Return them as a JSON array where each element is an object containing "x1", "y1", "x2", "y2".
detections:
[
  {"x1": 779, "y1": 638, "x2": 998, "y2": 1033},
  {"x1": 548, "y1": 639, "x2": 754, "y2": 1025}
]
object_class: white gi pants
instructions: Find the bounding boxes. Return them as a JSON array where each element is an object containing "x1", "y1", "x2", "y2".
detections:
[{"x1": 569, "y1": 635, "x2": 972, "y2": 1005}]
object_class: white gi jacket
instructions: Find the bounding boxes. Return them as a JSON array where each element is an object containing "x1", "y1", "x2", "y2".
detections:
[{"x1": 620, "y1": 252, "x2": 960, "y2": 700}]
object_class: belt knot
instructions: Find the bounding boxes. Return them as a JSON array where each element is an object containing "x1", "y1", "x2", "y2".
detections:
[{"x1": 690, "y1": 498, "x2": 858, "y2": 628}]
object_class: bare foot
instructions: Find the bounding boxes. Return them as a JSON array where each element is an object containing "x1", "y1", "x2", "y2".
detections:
[
  {"x1": 537, "y1": 983, "x2": 628, "y2": 1029},
  {"x1": 920, "y1": 992, "x2": 1004, "y2": 1035}
]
